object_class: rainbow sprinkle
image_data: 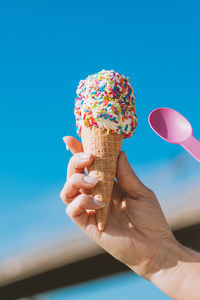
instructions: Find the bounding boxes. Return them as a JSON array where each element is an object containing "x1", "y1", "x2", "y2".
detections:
[{"x1": 74, "y1": 70, "x2": 137, "y2": 138}]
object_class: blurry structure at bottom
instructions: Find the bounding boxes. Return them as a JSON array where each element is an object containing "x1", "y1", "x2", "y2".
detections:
[
  {"x1": 43, "y1": 271, "x2": 170, "y2": 300},
  {"x1": 0, "y1": 221, "x2": 200, "y2": 299},
  {"x1": 0, "y1": 152, "x2": 200, "y2": 300}
]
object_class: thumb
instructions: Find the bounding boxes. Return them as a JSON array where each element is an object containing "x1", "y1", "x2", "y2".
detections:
[{"x1": 116, "y1": 151, "x2": 147, "y2": 196}]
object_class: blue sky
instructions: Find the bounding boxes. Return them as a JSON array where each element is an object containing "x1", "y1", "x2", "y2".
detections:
[{"x1": 0, "y1": 0, "x2": 200, "y2": 298}]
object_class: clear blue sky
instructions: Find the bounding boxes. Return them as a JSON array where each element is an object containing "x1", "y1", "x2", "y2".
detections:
[{"x1": 0, "y1": 0, "x2": 199, "y2": 298}]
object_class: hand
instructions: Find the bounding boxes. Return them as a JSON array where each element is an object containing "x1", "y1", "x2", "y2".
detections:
[{"x1": 60, "y1": 136, "x2": 176, "y2": 279}]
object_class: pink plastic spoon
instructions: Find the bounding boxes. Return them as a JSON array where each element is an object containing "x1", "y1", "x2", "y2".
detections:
[{"x1": 148, "y1": 107, "x2": 200, "y2": 162}]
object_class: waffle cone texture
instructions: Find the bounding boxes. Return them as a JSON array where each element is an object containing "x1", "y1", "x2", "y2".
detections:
[{"x1": 81, "y1": 126, "x2": 123, "y2": 231}]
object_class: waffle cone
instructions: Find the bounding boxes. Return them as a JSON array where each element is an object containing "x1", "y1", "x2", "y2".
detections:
[{"x1": 81, "y1": 126, "x2": 123, "y2": 231}]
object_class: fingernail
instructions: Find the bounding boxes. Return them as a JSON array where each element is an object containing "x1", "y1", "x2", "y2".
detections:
[
  {"x1": 93, "y1": 199, "x2": 105, "y2": 207},
  {"x1": 84, "y1": 176, "x2": 98, "y2": 184},
  {"x1": 63, "y1": 137, "x2": 69, "y2": 149},
  {"x1": 80, "y1": 153, "x2": 92, "y2": 160}
]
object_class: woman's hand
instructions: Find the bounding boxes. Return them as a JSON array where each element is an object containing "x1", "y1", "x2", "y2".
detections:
[
  {"x1": 60, "y1": 136, "x2": 200, "y2": 299},
  {"x1": 60, "y1": 136, "x2": 176, "y2": 279}
]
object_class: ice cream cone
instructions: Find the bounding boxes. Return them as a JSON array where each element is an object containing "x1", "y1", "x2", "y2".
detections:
[
  {"x1": 81, "y1": 126, "x2": 123, "y2": 231},
  {"x1": 75, "y1": 70, "x2": 137, "y2": 230}
]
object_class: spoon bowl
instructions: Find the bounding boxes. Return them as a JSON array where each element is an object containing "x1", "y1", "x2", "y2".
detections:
[
  {"x1": 149, "y1": 107, "x2": 200, "y2": 162},
  {"x1": 149, "y1": 108, "x2": 192, "y2": 144}
]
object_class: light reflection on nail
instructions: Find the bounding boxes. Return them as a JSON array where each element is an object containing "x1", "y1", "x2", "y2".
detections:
[
  {"x1": 128, "y1": 222, "x2": 134, "y2": 228},
  {"x1": 121, "y1": 200, "x2": 126, "y2": 209}
]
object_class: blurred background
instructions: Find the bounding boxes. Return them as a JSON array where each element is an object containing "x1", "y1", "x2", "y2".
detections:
[{"x1": 0, "y1": 0, "x2": 200, "y2": 299}]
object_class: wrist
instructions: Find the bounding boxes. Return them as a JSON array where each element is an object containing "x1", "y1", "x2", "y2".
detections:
[
  {"x1": 127, "y1": 236, "x2": 180, "y2": 279},
  {"x1": 148, "y1": 239, "x2": 200, "y2": 299}
]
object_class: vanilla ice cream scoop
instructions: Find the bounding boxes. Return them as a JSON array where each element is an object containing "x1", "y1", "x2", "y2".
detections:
[{"x1": 74, "y1": 70, "x2": 137, "y2": 138}]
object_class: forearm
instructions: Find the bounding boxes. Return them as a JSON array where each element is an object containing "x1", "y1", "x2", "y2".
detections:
[{"x1": 148, "y1": 240, "x2": 200, "y2": 299}]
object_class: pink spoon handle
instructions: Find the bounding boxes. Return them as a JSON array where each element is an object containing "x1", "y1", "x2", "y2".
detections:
[{"x1": 181, "y1": 136, "x2": 200, "y2": 162}]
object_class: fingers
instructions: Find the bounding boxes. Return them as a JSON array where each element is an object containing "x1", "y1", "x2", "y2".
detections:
[
  {"x1": 67, "y1": 152, "x2": 93, "y2": 179},
  {"x1": 66, "y1": 194, "x2": 105, "y2": 219},
  {"x1": 63, "y1": 136, "x2": 83, "y2": 154},
  {"x1": 116, "y1": 151, "x2": 148, "y2": 197},
  {"x1": 60, "y1": 174, "x2": 98, "y2": 204},
  {"x1": 61, "y1": 136, "x2": 104, "y2": 230}
]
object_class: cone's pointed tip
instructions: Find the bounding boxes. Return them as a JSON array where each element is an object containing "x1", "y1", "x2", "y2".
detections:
[{"x1": 98, "y1": 222, "x2": 104, "y2": 232}]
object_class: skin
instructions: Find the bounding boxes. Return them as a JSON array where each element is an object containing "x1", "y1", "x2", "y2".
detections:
[{"x1": 60, "y1": 136, "x2": 200, "y2": 299}]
